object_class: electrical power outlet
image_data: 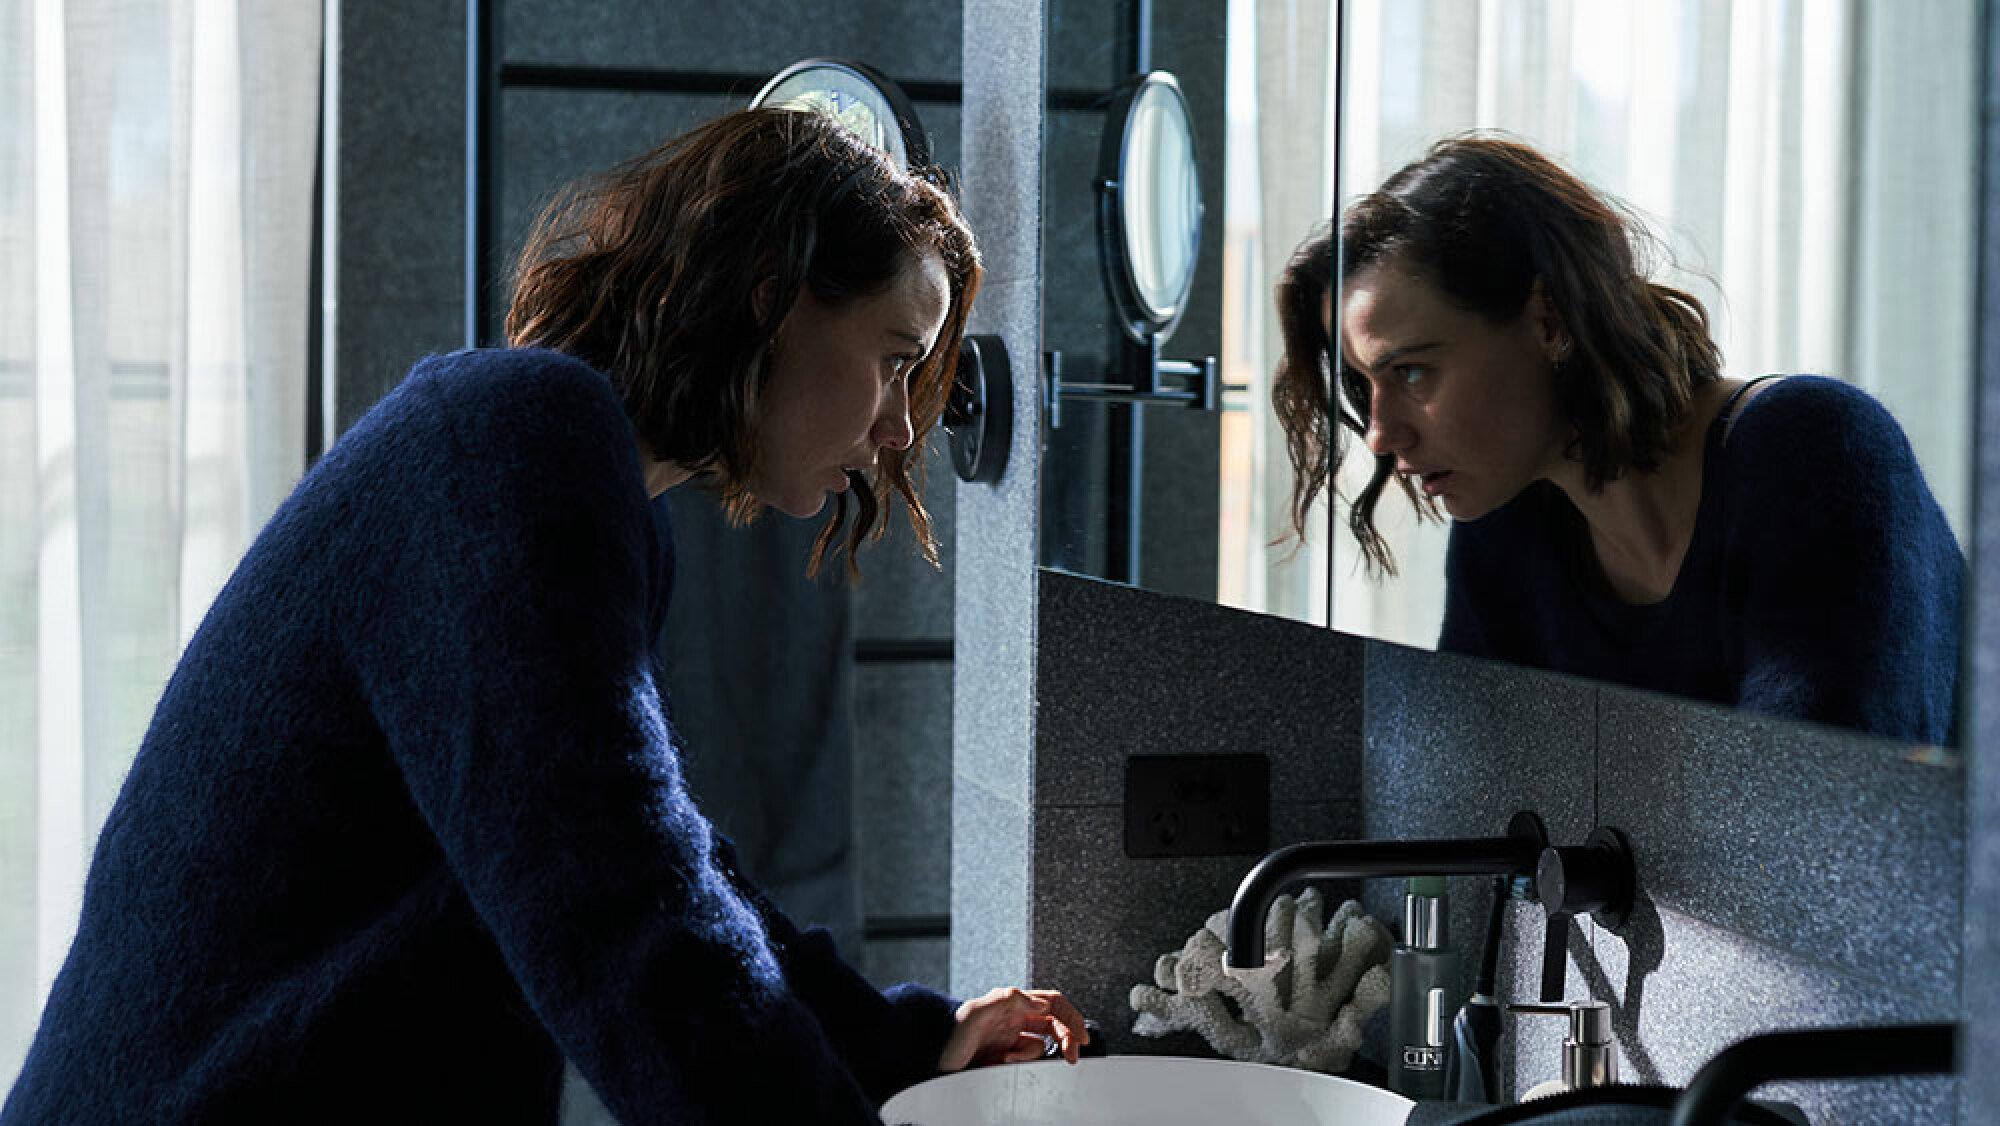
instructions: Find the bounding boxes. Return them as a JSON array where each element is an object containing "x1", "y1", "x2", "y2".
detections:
[{"x1": 1122, "y1": 753, "x2": 1270, "y2": 858}]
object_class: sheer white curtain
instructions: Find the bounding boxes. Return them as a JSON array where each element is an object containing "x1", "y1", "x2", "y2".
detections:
[
  {"x1": 1218, "y1": 0, "x2": 1336, "y2": 625},
  {"x1": 1328, "y1": 0, "x2": 1979, "y2": 650},
  {"x1": 0, "y1": 0, "x2": 321, "y2": 1083}
]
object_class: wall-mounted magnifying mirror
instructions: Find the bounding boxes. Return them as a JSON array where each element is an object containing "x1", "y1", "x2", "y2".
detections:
[
  {"x1": 1100, "y1": 71, "x2": 1202, "y2": 344},
  {"x1": 1049, "y1": 69, "x2": 1219, "y2": 431},
  {"x1": 751, "y1": 57, "x2": 932, "y2": 171}
]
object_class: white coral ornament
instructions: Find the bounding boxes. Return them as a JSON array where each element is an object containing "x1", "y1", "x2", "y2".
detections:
[{"x1": 1128, "y1": 887, "x2": 1392, "y2": 1073}]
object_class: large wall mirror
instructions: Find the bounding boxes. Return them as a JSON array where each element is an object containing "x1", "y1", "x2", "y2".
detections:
[
  {"x1": 1326, "y1": 0, "x2": 1977, "y2": 747},
  {"x1": 1041, "y1": 0, "x2": 1978, "y2": 747}
]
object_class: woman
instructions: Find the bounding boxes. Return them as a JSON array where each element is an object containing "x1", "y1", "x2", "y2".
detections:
[
  {"x1": 3, "y1": 109, "x2": 1085, "y2": 1124},
  {"x1": 1273, "y1": 135, "x2": 1961, "y2": 745}
]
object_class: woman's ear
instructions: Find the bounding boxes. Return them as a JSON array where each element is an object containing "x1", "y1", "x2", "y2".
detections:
[
  {"x1": 751, "y1": 276, "x2": 776, "y2": 324},
  {"x1": 1529, "y1": 279, "x2": 1570, "y2": 360}
]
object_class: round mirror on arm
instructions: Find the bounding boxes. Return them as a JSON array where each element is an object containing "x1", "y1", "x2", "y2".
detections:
[
  {"x1": 1099, "y1": 71, "x2": 1203, "y2": 344},
  {"x1": 750, "y1": 57, "x2": 932, "y2": 171}
]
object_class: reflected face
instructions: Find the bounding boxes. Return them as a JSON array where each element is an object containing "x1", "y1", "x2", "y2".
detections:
[
  {"x1": 1338, "y1": 256, "x2": 1568, "y2": 522},
  {"x1": 750, "y1": 250, "x2": 951, "y2": 519}
]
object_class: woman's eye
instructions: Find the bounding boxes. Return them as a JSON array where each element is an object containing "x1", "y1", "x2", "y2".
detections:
[{"x1": 1394, "y1": 365, "x2": 1429, "y2": 388}]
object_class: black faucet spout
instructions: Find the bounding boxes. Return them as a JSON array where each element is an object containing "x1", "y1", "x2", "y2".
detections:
[{"x1": 1225, "y1": 811, "x2": 1548, "y2": 968}]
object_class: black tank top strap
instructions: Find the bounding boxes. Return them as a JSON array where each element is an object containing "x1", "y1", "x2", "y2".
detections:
[{"x1": 1718, "y1": 375, "x2": 1783, "y2": 449}]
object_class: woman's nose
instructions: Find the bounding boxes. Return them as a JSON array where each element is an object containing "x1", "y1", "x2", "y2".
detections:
[
  {"x1": 1365, "y1": 396, "x2": 1411, "y2": 458},
  {"x1": 874, "y1": 383, "x2": 915, "y2": 452}
]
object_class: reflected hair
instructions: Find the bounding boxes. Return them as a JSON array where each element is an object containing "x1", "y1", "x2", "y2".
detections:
[
  {"x1": 1271, "y1": 221, "x2": 1341, "y2": 559},
  {"x1": 506, "y1": 107, "x2": 982, "y2": 577},
  {"x1": 1271, "y1": 133, "x2": 1723, "y2": 575}
]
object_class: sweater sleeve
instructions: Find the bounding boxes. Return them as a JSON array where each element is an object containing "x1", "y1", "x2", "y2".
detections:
[
  {"x1": 707, "y1": 836, "x2": 960, "y2": 1104},
  {"x1": 339, "y1": 351, "x2": 884, "y2": 1124},
  {"x1": 1720, "y1": 378, "x2": 1963, "y2": 744}
]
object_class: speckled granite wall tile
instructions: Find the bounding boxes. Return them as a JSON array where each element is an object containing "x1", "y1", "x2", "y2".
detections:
[
  {"x1": 1962, "y1": 15, "x2": 2000, "y2": 1124},
  {"x1": 1970, "y1": 584, "x2": 2000, "y2": 1116},
  {"x1": 1361, "y1": 640, "x2": 1596, "y2": 848},
  {"x1": 951, "y1": 0, "x2": 1042, "y2": 1002},
  {"x1": 1037, "y1": 571, "x2": 1364, "y2": 807},
  {"x1": 1967, "y1": 776, "x2": 1998, "y2": 1123},
  {"x1": 1587, "y1": 903, "x2": 1957, "y2": 1125},
  {"x1": 951, "y1": 775, "x2": 1034, "y2": 996},
  {"x1": 1597, "y1": 685, "x2": 1963, "y2": 1002},
  {"x1": 502, "y1": 0, "x2": 963, "y2": 85},
  {"x1": 1030, "y1": 801, "x2": 1356, "y2": 1059},
  {"x1": 951, "y1": 0, "x2": 1041, "y2": 815},
  {"x1": 959, "y1": 95, "x2": 1042, "y2": 287},
  {"x1": 1361, "y1": 641, "x2": 1595, "y2": 878}
]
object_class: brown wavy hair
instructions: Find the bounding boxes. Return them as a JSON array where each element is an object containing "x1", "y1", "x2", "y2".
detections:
[
  {"x1": 506, "y1": 107, "x2": 982, "y2": 577},
  {"x1": 1271, "y1": 221, "x2": 1342, "y2": 556},
  {"x1": 1272, "y1": 134, "x2": 1723, "y2": 574}
]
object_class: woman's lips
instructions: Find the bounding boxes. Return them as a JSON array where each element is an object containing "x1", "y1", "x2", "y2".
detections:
[{"x1": 1420, "y1": 470, "x2": 1453, "y2": 496}]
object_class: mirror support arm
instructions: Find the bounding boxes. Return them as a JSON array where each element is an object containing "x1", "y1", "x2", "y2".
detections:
[{"x1": 1043, "y1": 336, "x2": 1219, "y2": 428}]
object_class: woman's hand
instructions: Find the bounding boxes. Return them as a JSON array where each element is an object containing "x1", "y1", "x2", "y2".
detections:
[{"x1": 937, "y1": 987, "x2": 1091, "y2": 1070}]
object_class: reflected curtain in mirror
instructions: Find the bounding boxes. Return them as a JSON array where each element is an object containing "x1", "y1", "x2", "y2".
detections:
[
  {"x1": 0, "y1": 0, "x2": 321, "y2": 1085},
  {"x1": 1218, "y1": 0, "x2": 1335, "y2": 623},
  {"x1": 1330, "y1": 0, "x2": 1977, "y2": 652}
]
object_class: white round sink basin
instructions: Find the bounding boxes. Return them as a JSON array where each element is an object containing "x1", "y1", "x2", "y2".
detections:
[{"x1": 879, "y1": 1056, "x2": 1414, "y2": 1126}]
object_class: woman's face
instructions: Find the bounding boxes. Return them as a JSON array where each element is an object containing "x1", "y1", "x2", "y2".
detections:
[
  {"x1": 750, "y1": 249, "x2": 952, "y2": 519},
  {"x1": 1337, "y1": 255, "x2": 1568, "y2": 521}
]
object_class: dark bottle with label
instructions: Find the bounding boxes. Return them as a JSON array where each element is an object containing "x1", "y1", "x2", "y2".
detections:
[{"x1": 1388, "y1": 876, "x2": 1459, "y2": 1099}]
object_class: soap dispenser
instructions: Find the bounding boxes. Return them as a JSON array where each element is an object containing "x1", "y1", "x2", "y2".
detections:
[
  {"x1": 1388, "y1": 876, "x2": 1459, "y2": 1098},
  {"x1": 1508, "y1": 998, "x2": 1617, "y2": 1099}
]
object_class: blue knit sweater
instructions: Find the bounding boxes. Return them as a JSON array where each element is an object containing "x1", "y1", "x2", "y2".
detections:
[
  {"x1": 2, "y1": 349, "x2": 956, "y2": 1124},
  {"x1": 1440, "y1": 376, "x2": 1962, "y2": 745}
]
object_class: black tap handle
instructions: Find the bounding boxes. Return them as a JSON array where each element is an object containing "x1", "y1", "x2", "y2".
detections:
[
  {"x1": 1537, "y1": 827, "x2": 1636, "y2": 930},
  {"x1": 1539, "y1": 911, "x2": 1570, "y2": 1003},
  {"x1": 1534, "y1": 827, "x2": 1634, "y2": 1001}
]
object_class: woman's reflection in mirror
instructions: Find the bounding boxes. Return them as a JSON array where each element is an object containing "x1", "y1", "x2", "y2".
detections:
[{"x1": 1272, "y1": 134, "x2": 1962, "y2": 746}]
